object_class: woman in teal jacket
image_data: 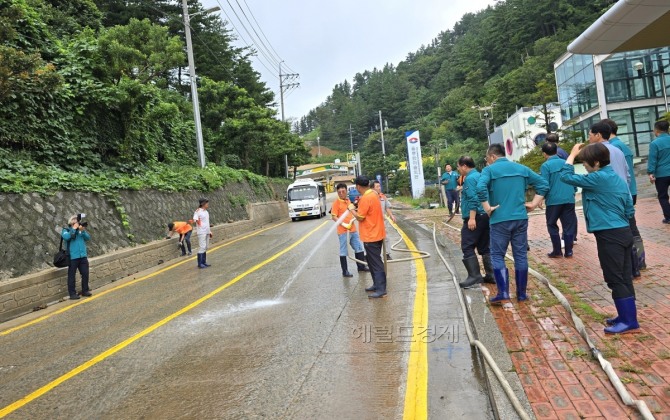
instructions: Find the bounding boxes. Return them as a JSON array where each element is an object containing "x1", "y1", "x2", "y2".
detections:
[
  {"x1": 560, "y1": 143, "x2": 638, "y2": 334},
  {"x1": 61, "y1": 215, "x2": 92, "y2": 300}
]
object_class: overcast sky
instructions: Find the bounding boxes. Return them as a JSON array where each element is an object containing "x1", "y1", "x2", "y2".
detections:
[{"x1": 201, "y1": 0, "x2": 497, "y2": 122}]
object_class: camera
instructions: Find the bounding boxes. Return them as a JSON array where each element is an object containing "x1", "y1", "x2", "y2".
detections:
[{"x1": 77, "y1": 213, "x2": 88, "y2": 228}]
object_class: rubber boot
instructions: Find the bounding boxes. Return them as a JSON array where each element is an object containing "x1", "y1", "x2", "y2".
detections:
[
  {"x1": 563, "y1": 234, "x2": 574, "y2": 258},
  {"x1": 547, "y1": 234, "x2": 563, "y2": 258},
  {"x1": 482, "y1": 254, "x2": 495, "y2": 284},
  {"x1": 355, "y1": 252, "x2": 369, "y2": 272},
  {"x1": 604, "y1": 296, "x2": 640, "y2": 334},
  {"x1": 197, "y1": 253, "x2": 207, "y2": 269},
  {"x1": 631, "y1": 247, "x2": 641, "y2": 278},
  {"x1": 340, "y1": 256, "x2": 353, "y2": 278},
  {"x1": 515, "y1": 269, "x2": 529, "y2": 302},
  {"x1": 634, "y1": 236, "x2": 646, "y2": 270},
  {"x1": 365, "y1": 272, "x2": 378, "y2": 292},
  {"x1": 202, "y1": 252, "x2": 211, "y2": 267},
  {"x1": 489, "y1": 268, "x2": 510, "y2": 305},
  {"x1": 459, "y1": 256, "x2": 484, "y2": 289},
  {"x1": 180, "y1": 242, "x2": 187, "y2": 256},
  {"x1": 368, "y1": 272, "x2": 387, "y2": 298}
]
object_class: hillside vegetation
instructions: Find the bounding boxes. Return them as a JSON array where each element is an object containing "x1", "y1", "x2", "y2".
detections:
[
  {"x1": 0, "y1": 0, "x2": 310, "y2": 193},
  {"x1": 296, "y1": 0, "x2": 617, "y2": 187}
]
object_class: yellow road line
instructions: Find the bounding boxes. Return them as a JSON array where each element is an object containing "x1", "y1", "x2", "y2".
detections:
[
  {"x1": 0, "y1": 220, "x2": 328, "y2": 418},
  {"x1": 0, "y1": 222, "x2": 286, "y2": 337},
  {"x1": 397, "y1": 223, "x2": 428, "y2": 420}
]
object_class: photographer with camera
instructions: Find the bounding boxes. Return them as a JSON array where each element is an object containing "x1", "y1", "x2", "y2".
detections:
[{"x1": 61, "y1": 214, "x2": 91, "y2": 300}]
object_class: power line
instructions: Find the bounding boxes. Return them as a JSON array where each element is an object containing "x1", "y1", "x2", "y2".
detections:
[
  {"x1": 240, "y1": 0, "x2": 296, "y2": 74},
  {"x1": 219, "y1": 0, "x2": 282, "y2": 77},
  {"x1": 233, "y1": 0, "x2": 284, "y2": 70}
]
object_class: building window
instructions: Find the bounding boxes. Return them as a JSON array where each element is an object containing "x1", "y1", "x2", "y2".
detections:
[
  {"x1": 608, "y1": 106, "x2": 664, "y2": 157},
  {"x1": 603, "y1": 47, "x2": 670, "y2": 104}
]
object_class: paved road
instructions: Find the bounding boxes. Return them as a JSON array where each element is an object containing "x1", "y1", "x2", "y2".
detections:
[{"x1": 0, "y1": 205, "x2": 491, "y2": 419}]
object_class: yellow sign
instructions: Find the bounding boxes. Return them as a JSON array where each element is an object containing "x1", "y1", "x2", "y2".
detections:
[
  {"x1": 399, "y1": 161, "x2": 407, "y2": 171},
  {"x1": 347, "y1": 153, "x2": 356, "y2": 163}
]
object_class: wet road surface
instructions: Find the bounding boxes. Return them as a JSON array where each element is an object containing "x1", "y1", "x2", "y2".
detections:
[{"x1": 0, "y1": 207, "x2": 492, "y2": 419}]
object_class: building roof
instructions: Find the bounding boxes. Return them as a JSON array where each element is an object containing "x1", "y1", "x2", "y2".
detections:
[{"x1": 568, "y1": 0, "x2": 670, "y2": 54}]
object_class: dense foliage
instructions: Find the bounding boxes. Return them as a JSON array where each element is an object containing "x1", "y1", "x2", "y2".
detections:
[
  {"x1": 296, "y1": 0, "x2": 617, "y2": 185},
  {"x1": 0, "y1": 0, "x2": 310, "y2": 191}
]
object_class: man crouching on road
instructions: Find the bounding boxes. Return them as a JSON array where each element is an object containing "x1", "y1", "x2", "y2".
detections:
[
  {"x1": 331, "y1": 183, "x2": 369, "y2": 277},
  {"x1": 347, "y1": 176, "x2": 387, "y2": 298}
]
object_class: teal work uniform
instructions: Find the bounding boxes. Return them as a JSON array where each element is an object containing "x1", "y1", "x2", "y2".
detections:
[
  {"x1": 441, "y1": 171, "x2": 459, "y2": 190},
  {"x1": 460, "y1": 169, "x2": 484, "y2": 219},
  {"x1": 540, "y1": 156, "x2": 575, "y2": 205},
  {"x1": 609, "y1": 137, "x2": 637, "y2": 196},
  {"x1": 560, "y1": 165, "x2": 634, "y2": 232},
  {"x1": 476, "y1": 157, "x2": 549, "y2": 225},
  {"x1": 61, "y1": 227, "x2": 91, "y2": 259},
  {"x1": 648, "y1": 133, "x2": 670, "y2": 178}
]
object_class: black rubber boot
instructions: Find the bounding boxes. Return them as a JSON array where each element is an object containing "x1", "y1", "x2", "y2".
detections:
[
  {"x1": 368, "y1": 272, "x2": 387, "y2": 298},
  {"x1": 631, "y1": 247, "x2": 641, "y2": 278},
  {"x1": 563, "y1": 234, "x2": 574, "y2": 258},
  {"x1": 634, "y1": 236, "x2": 646, "y2": 270},
  {"x1": 340, "y1": 256, "x2": 353, "y2": 278},
  {"x1": 355, "y1": 252, "x2": 369, "y2": 272},
  {"x1": 365, "y1": 273, "x2": 377, "y2": 292},
  {"x1": 459, "y1": 256, "x2": 484, "y2": 289},
  {"x1": 482, "y1": 254, "x2": 495, "y2": 284},
  {"x1": 547, "y1": 234, "x2": 563, "y2": 258}
]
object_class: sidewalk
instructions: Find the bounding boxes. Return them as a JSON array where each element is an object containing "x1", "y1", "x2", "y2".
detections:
[{"x1": 431, "y1": 196, "x2": 670, "y2": 419}]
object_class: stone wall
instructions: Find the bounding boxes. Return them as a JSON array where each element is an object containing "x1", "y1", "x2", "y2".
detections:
[
  {"x1": 0, "y1": 181, "x2": 286, "y2": 280},
  {"x1": 0, "y1": 201, "x2": 287, "y2": 322}
]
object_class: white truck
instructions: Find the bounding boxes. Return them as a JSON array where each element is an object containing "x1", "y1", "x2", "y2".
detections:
[{"x1": 286, "y1": 179, "x2": 327, "y2": 221}]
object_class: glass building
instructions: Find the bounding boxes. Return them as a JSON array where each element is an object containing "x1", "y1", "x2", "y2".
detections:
[{"x1": 554, "y1": 47, "x2": 670, "y2": 157}]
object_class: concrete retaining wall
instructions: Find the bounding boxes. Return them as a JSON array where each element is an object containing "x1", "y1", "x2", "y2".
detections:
[{"x1": 0, "y1": 201, "x2": 286, "y2": 322}]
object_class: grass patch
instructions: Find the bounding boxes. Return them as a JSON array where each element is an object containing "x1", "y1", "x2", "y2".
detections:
[
  {"x1": 567, "y1": 348, "x2": 590, "y2": 359},
  {"x1": 600, "y1": 340, "x2": 620, "y2": 359},
  {"x1": 658, "y1": 350, "x2": 670, "y2": 360},
  {"x1": 620, "y1": 376, "x2": 635, "y2": 384},
  {"x1": 635, "y1": 334, "x2": 654, "y2": 342},
  {"x1": 619, "y1": 362, "x2": 644, "y2": 374}
]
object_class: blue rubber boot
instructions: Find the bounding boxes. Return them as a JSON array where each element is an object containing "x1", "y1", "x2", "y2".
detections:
[
  {"x1": 489, "y1": 268, "x2": 510, "y2": 305},
  {"x1": 197, "y1": 253, "x2": 207, "y2": 269},
  {"x1": 604, "y1": 297, "x2": 640, "y2": 334},
  {"x1": 202, "y1": 252, "x2": 211, "y2": 267},
  {"x1": 515, "y1": 269, "x2": 529, "y2": 302}
]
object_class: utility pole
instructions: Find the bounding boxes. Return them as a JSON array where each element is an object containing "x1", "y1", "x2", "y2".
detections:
[
  {"x1": 472, "y1": 103, "x2": 496, "y2": 145},
  {"x1": 279, "y1": 61, "x2": 299, "y2": 177},
  {"x1": 349, "y1": 124, "x2": 354, "y2": 153},
  {"x1": 378, "y1": 110, "x2": 389, "y2": 193},
  {"x1": 279, "y1": 61, "x2": 300, "y2": 122},
  {"x1": 181, "y1": 1, "x2": 219, "y2": 168},
  {"x1": 379, "y1": 110, "x2": 386, "y2": 156}
]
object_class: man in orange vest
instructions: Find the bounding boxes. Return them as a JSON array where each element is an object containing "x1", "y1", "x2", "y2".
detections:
[
  {"x1": 331, "y1": 183, "x2": 369, "y2": 277},
  {"x1": 347, "y1": 176, "x2": 387, "y2": 298},
  {"x1": 166, "y1": 220, "x2": 194, "y2": 256}
]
